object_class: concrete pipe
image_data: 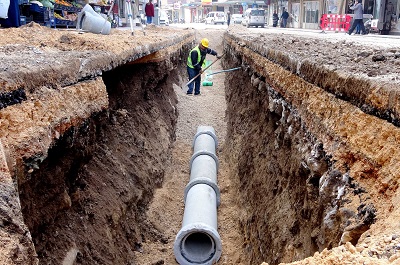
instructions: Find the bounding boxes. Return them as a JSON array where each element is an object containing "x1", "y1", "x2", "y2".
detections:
[
  {"x1": 192, "y1": 126, "x2": 218, "y2": 155},
  {"x1": 187, "y1": 125, "x2": 219, "y2": 199},
  {"x1": 185, "y1": 152, "x2": 220, "y2": 206},
  {"x1": 174, "y1": 184, "x2": 222, "y2": 265},
  {"x1": 174, "y1": 126, "x2": 222, "y2": 265},
  {"x1": 189, "y1": 153, "x2": 218, "y2": 182}
]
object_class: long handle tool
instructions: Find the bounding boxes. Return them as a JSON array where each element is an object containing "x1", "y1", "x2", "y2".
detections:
[
  {"x1": 125, "y1": 0, "x2": 135, "y2": 36},
  {"x1": 206, "y1": 67, "x2": 241, "y2": 76},
  {"x1": 184, "y1": 53, "x2": 225, "y2": 89}
]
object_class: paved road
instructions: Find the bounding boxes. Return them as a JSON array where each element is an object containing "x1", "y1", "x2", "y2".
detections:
[
  {"x1": 168, "y1": 22, "x2": 400, "y2": 48},
  {"x1": 122, "y1": 22, "x2": 400, "y2": 48}
]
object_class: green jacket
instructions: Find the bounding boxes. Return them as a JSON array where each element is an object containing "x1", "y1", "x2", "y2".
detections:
[{"x1": 187, "y1": 45, "x2": 217, "y2": 70}]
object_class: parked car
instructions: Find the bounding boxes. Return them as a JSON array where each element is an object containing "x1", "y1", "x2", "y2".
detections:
[
  {"x1": 232, "y1": 13, "x2": 243, "y2": 24},
  {"x1": 242, "y1": 8, "x2": 265, "y2": 28},
  {"x1": 159, "y1": 9, "x2": 169, "y2": 25},
  {"x1": 205, "y1": 11, "x2": 226, "y2": 25}
]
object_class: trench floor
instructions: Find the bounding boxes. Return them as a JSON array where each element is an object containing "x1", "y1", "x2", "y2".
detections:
[{"x1": 133, "y1": 29, "x2": 245, "y2": 264}]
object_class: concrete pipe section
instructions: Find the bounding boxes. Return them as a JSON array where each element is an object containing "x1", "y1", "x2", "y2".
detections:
[{"x1": 174, "y1": 126, "x2": 222, "y2": 265}]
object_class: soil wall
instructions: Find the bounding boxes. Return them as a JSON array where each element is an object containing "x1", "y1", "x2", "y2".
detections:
[
  {"x1": 2, "y1": 24, "x2": 400, "y2": 265},
  {"x1": 17, "y1": 59, "x2": 185, "y2": 264},
  {"x1": 222, "y1": 30, "x2": 400, "y2": 265},
  {"x1": 0, "y1": 24, "x2": 193, "y2": 264}
]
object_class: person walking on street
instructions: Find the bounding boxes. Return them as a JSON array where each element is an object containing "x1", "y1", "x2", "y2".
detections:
[
  {"x1": 355, "y1": 23, "x2": 361, "y2": 34},
  {"x1": 227, "y1": 11, "x2": 231, "y2": 26},
  {"x1": 347, "y1": 0, "x2": 366, "y2": 35},
  {"x1": 280, "y1": 8, "x2": 289, "y2": 27},
  {"x1": 187, "y1": 38, "x2": 221, "y2": 96},
  {"x1": 145, "y1": 0, "x2": 154, "y2": 24},
  {"x1": 273, "y1": 12, "x2": 279, "y2": 27}
]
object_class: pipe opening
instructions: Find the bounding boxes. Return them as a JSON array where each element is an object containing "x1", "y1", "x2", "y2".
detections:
[{"x1": 181, "y1": 232, "x2": 216, "y2": 263}]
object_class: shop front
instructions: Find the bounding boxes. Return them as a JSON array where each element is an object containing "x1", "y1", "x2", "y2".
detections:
[{"x1": 303, "y1": 0, "x2": 319, "y2": 28}]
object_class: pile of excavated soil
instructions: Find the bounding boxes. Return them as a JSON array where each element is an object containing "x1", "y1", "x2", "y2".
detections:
[
  {"x1": 0, "y1": 23, "x2": 193, "y2": 265},
  {"x1": 1, "y1": 23, "x2": 400, "y2": 265}
]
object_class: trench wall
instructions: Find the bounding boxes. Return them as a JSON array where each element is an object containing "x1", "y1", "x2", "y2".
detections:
[
  {"x1": 0, "y1": 25, "x2": 193, "y2": 264},
  {"x1": 222, "y1": 32, "x2": 400, "y2": 265}
]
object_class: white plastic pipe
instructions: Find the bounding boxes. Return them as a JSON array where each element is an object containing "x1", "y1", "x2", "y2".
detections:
[
  {"x1": 174, "y1": 126, "x2": 222, "y2": 265},
  {"x1": 76, "y1": 4, "x2": 111, "y2": 35}
]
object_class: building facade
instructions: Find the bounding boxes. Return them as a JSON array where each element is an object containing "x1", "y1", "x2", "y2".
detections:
[{"x1": 178, "y1": 0, "x2": 400, "y2": 32}]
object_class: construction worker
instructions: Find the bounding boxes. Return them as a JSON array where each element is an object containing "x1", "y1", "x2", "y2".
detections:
[{"x1": 187, "y1": 38, "x2": 221, "y2": 95}]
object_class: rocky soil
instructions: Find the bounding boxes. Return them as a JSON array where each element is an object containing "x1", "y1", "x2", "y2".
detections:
[
  {"x1": 1, "y1": 22, "x2": 400, "y2": 265},
  {"x1": 223, "y1": 25, "x2": 400, "y2": 265}
]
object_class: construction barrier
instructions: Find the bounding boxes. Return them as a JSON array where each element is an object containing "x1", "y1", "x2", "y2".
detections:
[{"x1": 320, "y1": 14, "x2": 352, "y2": 32}]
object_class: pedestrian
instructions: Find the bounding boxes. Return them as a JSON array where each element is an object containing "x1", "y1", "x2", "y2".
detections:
[
  {"x1": 145, "y1": 0, "x2": 154, "y2": 25},
  {"x1": 280, "y1": 8, "x2": 289, "y2": 27},
  {"x1": 272, "y1": 12, "x2": 279, "y2": 27},
  {"x1": 347, "y1": 0, "x2": 366, "y2": 35},
  {"x1": 187, "y1": 38, "x2": 221, "y2": 96},
  {"x1": 227, "y1": 11, "x2": 231, "y2": 26},
  {"x1": 355, "y1": 23, "x2": 361, "y2": 34}
]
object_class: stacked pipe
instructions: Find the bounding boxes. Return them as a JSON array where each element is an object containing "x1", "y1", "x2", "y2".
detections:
[{"x1": 174, "y1": 126, "x2": 222, "y2": 265}]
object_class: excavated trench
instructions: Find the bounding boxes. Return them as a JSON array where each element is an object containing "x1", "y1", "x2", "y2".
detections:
[
  {"x1": 219, "y1": 31, "x2": 400, "y2": 265},
  {"x1": 9, "y1": 29, "x2": 398, "y2": 265},
  {"x1": 17, "y1": 58, "x2": 185, "y2": 264},
  {"x1": 222, "y1": 53, "x2": 374, "y2": 264}
]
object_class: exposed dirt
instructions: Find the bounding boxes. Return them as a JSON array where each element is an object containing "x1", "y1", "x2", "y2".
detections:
[
  {"x1": 1, "y1": 23, "x2": 400, "y2": 265},
  {"x1": 0, "y1": 23, "x2": 191, "y2": 265},
  {"x1": 17, "y1": 60, "x2": 182, "y2": 264},
  {"x1": 133, "y1": 29, "x2": 244, "y2": 265},
  {"x1": 222, "y1": 26, "x2": 400, "y2": 265}
]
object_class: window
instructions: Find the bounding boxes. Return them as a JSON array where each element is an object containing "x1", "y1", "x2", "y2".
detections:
[{"x1": 251, "y1": 9, "x2": 265, "y2": 16}]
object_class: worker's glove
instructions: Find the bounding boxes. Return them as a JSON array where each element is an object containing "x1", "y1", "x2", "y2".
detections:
[
  {"x1": 216, "y1": 55, "x2": 222, "y2": 59},
  {"x1": 200, "y1": 69, "x2": 204, "y2": 74}
]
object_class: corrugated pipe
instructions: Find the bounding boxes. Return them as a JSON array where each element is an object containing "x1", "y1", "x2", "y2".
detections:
[{"x1": 174, "y1": 126, "x2": 222, "y2": 265}]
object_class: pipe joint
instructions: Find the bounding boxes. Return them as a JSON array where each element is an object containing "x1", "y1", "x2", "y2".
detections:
[
  {"x1": 184, "y1": 178, "x2": 221, "y2": 207},
  {"x1": 193, "y1": 129, "x2": 218, "y2": 149},
  {"x1": 189, "y1": 150, "x2": 219, "y2": 171}
]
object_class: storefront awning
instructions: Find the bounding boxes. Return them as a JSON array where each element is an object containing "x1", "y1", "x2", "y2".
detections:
[
  {"x1": 181, "y1": 0, "x2": 265, "y2": 8},
  {"x1": 201, "y1": 0, "x2": 212, "y2": 5}
]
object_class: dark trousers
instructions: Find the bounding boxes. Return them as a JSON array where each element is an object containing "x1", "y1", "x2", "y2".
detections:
[
  {"x1": 187, "y1": 66, "x2": 201, "y2": 95},
  {"x1": 348, "y1": 19, "x2": 366, "y2": 34},
  {"x1": 281, "y1": 18, "x2": 288, "y2": 27}
]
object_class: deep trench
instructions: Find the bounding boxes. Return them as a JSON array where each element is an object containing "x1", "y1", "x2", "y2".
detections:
[
  {"x1": 16, "y1": 43, "x2": 374, "y2": 265},
  {"x1": 18, "y1": 58, "x2": 183, "y2": 264}
]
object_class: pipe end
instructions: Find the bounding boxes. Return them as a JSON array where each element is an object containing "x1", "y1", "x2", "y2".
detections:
[{"x1": 174, "y1": 223, "x2": 222, "y2": 265}]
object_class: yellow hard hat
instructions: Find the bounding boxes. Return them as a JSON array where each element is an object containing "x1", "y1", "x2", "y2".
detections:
[{"x1": 201, "y1": 38, "x2": 209, "y2": 48}]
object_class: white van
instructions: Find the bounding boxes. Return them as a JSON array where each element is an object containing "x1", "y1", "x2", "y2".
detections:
[
  {"x1": 242, "y1": 8, "x2": 265, "y2": 28},
  {"x1": 205, "y1": 12, "x2": 226, "y2": 25},
  {"x1": 159, "y1": 9, "x2": 169, "y2": 25}
]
